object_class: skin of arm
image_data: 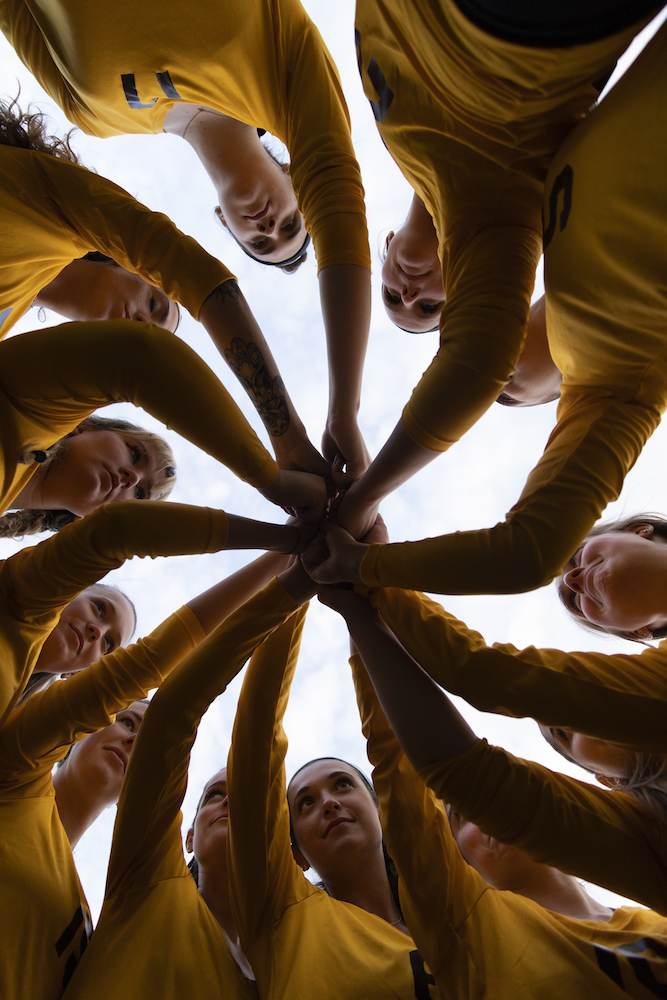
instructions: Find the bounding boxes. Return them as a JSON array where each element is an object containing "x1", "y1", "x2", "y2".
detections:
[
  {"x1": 198, "y1": 282, "x2": 333, "y2": 488},
  {"x1": 185, "y1": 550, "x2": 292, "y2": 634},
  {"x1": 318, "y1": 263, "x2": 372, "y2": 487},
  {"x1": 319, "y1": 588, "x2": 477, "y2": 771}
]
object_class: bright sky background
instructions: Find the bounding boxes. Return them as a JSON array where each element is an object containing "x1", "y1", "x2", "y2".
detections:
[{"x1": 1, "y1": 3, "x2": 666, "y2": 921}]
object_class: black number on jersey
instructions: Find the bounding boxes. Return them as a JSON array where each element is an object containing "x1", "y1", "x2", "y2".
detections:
[
  {"x1": 543, "y1": 164, "x2": 573, "y2": 249},
  {"x1": 355, "y1": 30, "x2": 394, "y2": 124},
  {"x1": 410, "y1": 950, "x2": 436, "y2": 998},
  {"x1": 121, "y1": 70, "x2": 182, "y2": 110},
  {"x1": 54, "y1": 904, "x2": 93, "y2": 989},
  {"x1": 595, "y1": 939, "x2": 667, "y2": 997}
]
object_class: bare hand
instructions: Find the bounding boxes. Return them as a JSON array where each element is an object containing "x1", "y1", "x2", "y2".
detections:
[
  {"x1": 261, "y1": 470, "x2": 328, "y2": 522},
  {"x1": 278, "y1": 556, "x2": 318, "y2": 605},
  {"x1": 274, "y1": 433, "x2": 336, "y2": 498},
  {"x1": 322, "y1": 417, "x2": 370, "y2": 490},
  {"x1": 332, "y1": 479, "x2": 379, "y2": 540},
  {"x1": 302, "y1": 523, "x2": 368, "y2": 584},
  {"x1": 317, "y1": 585, "x2": 370, "y2": 619}
]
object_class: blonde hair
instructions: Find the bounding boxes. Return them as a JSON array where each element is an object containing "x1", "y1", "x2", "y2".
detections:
[{"x1": 0, "y1": 415, "x2": 176, "y2": 539}]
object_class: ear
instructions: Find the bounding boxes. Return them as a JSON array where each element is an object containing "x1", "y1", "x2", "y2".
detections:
[
  {"x1": 628, "y1": 523, "x2": 655, "y2": 539},
  {"x1": 185, "y1": 828, "x2": 194, "y2": 853},
  {"x1": 595, "y1": 773, "x2": 618, "y2": 790},
  {"x1": 628, "y1": 626, "x2": 653, "y2": 640},
  {"x1": 291, "y1": 845, "x2": 310, "y2": 872},
  {"x1": 214, "y1": 206, "x2": 228, "y2": 230},
  {"x1": 385, "y1": 231, "x2": 395, "y2": 252},
  {"x1": 281, "y1": 162, "x2": 290, "y2": 175}
]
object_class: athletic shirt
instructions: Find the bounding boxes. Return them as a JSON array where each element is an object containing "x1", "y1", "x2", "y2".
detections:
[
  {"x1": 0, "y1": 500, "x2": 229, "y2": 726},
  {"x1": 422, "y1": 738, "x2": 667, "y2": 918},
  {"x1": 365, "y1": 585, "x2": 667, "y2": 753},
  {"x1": 0, "y1": 0, "x2": 370, "y2": 274},
  {"x1": 227, "y1": 603, "x2": 433, "y2": 1000},
  {"x1": 352, "y1": 655, "x2": 667, "y2": 1000},
  {"x1": 0, "y1": 145, "x2": 234, "y2": 338},
  {"x1": 64, "y1": 579, "x2": 301, "y2": 1000},
  {"x1": 0, "y1": 603, "x2": 205, "y2": 1000},
  {"x1": 0, "y1": 320, "x2": 278, "y2": 514}
]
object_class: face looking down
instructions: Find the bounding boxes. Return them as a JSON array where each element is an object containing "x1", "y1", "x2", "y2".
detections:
[
  {"x1": 559, "y1": 523, "x2": 667, "y2": 638},
  {"x1": 36, "y1": 585, "x2": 136, "y2": 676},
  {"x1": 381, "y1": 229, "x2": 445, "y2": 334},
  {"x1": 64, "y1": 701, "x2": 148, "y2": 803}
]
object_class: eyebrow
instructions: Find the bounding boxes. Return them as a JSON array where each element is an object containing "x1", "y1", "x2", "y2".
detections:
[
  {"x1": 252, "y1": 218, "x2": 303, "y2": 257},
  {"x1": 160, "y1": 298, "x2": 172, "y2": 325},
  {"x1": 294, "y1": 770, "x2": 351, "y2": 800},
  {"x1": 120, "y1": 709, "x2": 145, "y2": 726}
]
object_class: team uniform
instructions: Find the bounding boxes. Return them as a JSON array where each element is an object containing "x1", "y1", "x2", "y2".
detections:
[
  {"x1": 352, "y1": 1, "x2": 664, "y2": 595},
  {"x1": 353, "y1": 655, "x2": 667, "y2": 999},
  {"x1": 226, "y1": 596, "x2": 432, "y2": 1000},
  {"x1": 0, "y1": 600, "x2": 207, "y2": 1000},
  {"x1": 0, "y1": 320, "x2": 278, "y2": 515},
  {"x1": 64, "y1": 579, "x2": 303, "y2": 1000},
  {"x1": 421, "y1": 737, "x2": 667, "y2": 917},
  {"x1": 0, "y1": 499, "x2": 230, "y2": 726},
  {"x1": 365, "y1": 585, "x2": 667, "y2": 753},
  {"x1": 0, "y1": 0, "x2": 370, "y2": 275},
  {"x1": 0, "y1": 144, "x2": 235, "y2": 338}
]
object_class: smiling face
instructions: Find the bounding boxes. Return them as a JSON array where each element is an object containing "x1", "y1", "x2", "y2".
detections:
[
  {"x1": 43, "y1": 258, "x2": 179, "y2": 331},
  {"x1": 381, "y1": 229, "x2": 445, "y2": 333},
  {"x1": 559, "y1": 524, "x2": 667, "y2": 637},
  {"x1": 64, "y1": 701, "x2": 148, "y2": 804},
  {"x1": 186, "y1": 768, "x2": 230, "y2": 867},
  {"x1": 36, "y1": 426, "x2": 165, "y2": 516},
  {"x1": 287, "y1": 759, "x2": 382, "y2": 877},
  {"x1": 35, "y1": 585, "x2": 136, "y2": 675},
  {"x1": 215, "y1": 159, "x2": 306, "y2": 264}
]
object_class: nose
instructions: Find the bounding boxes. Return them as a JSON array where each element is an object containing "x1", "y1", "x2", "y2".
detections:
[
  {"x1": 119, "y1": 466, "x2": 140, "y2": 490},
  {"x1": 86, "y1": 622, "x2": 101, "y2": 642},
  {"x1": 322, "y1": 796, "x2": 341, "y2": 816},
  {"x1": 258, "y1": 214, "x2": 276, "y2": 233},
  {"x1": 401, "y1": 282, "x2": 420, "y2": 303},
  {"x1": 562, "y1": 566, "x2": 584, "y2": 592}
]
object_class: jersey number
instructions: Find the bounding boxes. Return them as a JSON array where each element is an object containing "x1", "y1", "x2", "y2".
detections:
[
  {"x1": 354, "y1": 30, "x2": 394, "y2": 123},
  {"x1": 55, "y1": 904, "x2": 93, "y2": 989},
  {"x1": 543, "y1": 164, "x2": 573, "y2": 249},
  {"x1": 410, "y1": 950, "x2": 436, "y2": 999},
  {"x1": 595, "y1": 940, "x2": 667, "y2": 998},
  {"x1": 121, "y1": 71, "x2": 182, "y2": 110}
]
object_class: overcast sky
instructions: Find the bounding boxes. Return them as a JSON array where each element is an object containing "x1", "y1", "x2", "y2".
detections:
[{"x1": 1, "y1": 3, "x2": 666, "y2": 920}]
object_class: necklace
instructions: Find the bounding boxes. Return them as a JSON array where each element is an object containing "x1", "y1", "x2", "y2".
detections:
[{"x1": 390, "y1": 915, "x2": 403, "y2": 926}]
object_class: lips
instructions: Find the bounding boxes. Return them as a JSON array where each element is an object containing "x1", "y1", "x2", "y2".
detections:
[
  {"x1": 105, "y1": 746, "x2": 128, "y2": 772},
  {"x1": 245, "y1": 201, "x2": 269, "y2": 221},
  {"x1": 69, "y1": 624, "x2": 84, "y2": 654},
  {"x1": 324, "y1": 817, "x2": 352, "y2": 838}
]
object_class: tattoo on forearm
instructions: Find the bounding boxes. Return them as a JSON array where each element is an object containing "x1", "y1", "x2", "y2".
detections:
[
  {"x1": 205, "y1": 280, "x2": 241, "y2": 305},
  {"x1": 224, "y1": 337, "x2": 290, "y2": 437}
]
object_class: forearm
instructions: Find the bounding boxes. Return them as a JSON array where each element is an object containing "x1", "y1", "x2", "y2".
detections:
[
  {"x1": 319, "y1": 264, "x2": 370, "y2": 421},
  {"x1": 350, "y1": 421, "x2": 438, "y2": 506},
  {"x1": 345, "y1": 603, "x2": 477, "y2": 772},
  {"x1": 224, "y1": 516, "x2": 300, "y2": 554},
  {"x1": 186, "y1": 551, "x2": 291, "y2": 634}
]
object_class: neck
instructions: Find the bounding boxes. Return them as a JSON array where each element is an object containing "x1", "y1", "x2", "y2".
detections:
[
  {"x1": 163, "y1": 105, "x2": 259, "y2": 195},
  {"x1": 53, "y1": 765, "x2": 111, "y2": 849},
  {"x1": 404, "y1": 193, "x2": 439, "y2": 250},
  {"x1": 9, "y1": 466, "x2": 47, "y2": 511},
  {"x1": 321, "y1": 847, "x2": 404, "y2": 929},
  {"x1": 197, "y1": 860, "x2": 255, "y2": 978},
  {"x1": 504, "y1": 865, "x2": 612, "y2": 923}
]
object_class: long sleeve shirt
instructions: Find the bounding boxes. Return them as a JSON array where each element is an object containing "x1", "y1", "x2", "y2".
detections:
[
  {"x1": 64, "y1": 578, "x2": 303, "y2": 1000},
  {"x1": 0, "y1": 145, "x2": 234, "y2": 338},
  {"x1": 368, "y1": 585, "x2": 667, "y2": 753},
  {"x1": 0, "y1": 601, "x2": 205, "y2": 1000},
  {"x1": 420, "y1": 738, "x2": 667, "y2": 917},
  {"x1": 353, "y1": 2, "x2": 664, "y2": 595},
  {"x1": 352, "y1": 653, "x2": 667, "y2": 1000},
  {"x1": 0, "y1": 319, "x2": 278, "y2": 513},
  {"x1": 0, "y1": 0, "x2": 370, "y2": 275},
  {"x1": 226, "y1": 599, "x2": 428, "y2": 1000},
  {"x1": 0, "y1": 499, "x2": 229, "y2": 725}
]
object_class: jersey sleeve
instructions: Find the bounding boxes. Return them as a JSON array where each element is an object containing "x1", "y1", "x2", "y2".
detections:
[
  {"x1": 350, "y1": 653, "x2": 488, "y2": 983},
  {"x1": 286, "y1": 23, "x2": 370, "y2": 273},
  {"x1": 420, "y1": 740, "x2": 667, "y2": 915},
  {"x1": 366, "y1": 586, "x2": 667, "y2": 753},
  {"x1": 0, "y1": 0, "x2": 73, "y2": 116},
  {"x1": 0, "y1": 605, "x2": 204, "y2": 782},
  {"x1": 106, "y1": 578, "x2": 301, "y2": 894},
  {"x1": 35, "y1": 154, "x2": 235, "y2": 319},
  {"x1": 0, "y1": 321, "x2": 278, "y2": 488},
  {"x1": 361, "y1": 388, "x2": 660, "y2": 594},
  {"x1": 227, "y1": 599, "x2": 310, "y2": 949}
]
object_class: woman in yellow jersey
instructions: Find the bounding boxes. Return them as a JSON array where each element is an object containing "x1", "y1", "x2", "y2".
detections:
[
  {"x1": 0, "y1": 495, "x2": 311, "y2": 725},
  {"x1": 322, "y1": 586, "x2": 667, "y2": 998},
  {"x1": 332, "y1": 2, "x2": 665, "y2": 558},
  {"x1": 0, "y1": 100, "x2": 329, "y2": 483},
  {"x1": 62, "y1": 561, "x2": 314, "y2": 1000},
  {"x1": 0, "y1": 0, "x2": 372, "y2": 484},
  {"x1": 225, "y1": 562, "x2": 434, "y2": 1000},
  {"x1": 0, "y1": 318, "x2": 328, "y2": 525},
  {"x1": 0, "y1": 552, "x2": 297, "y2": 1000}
]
